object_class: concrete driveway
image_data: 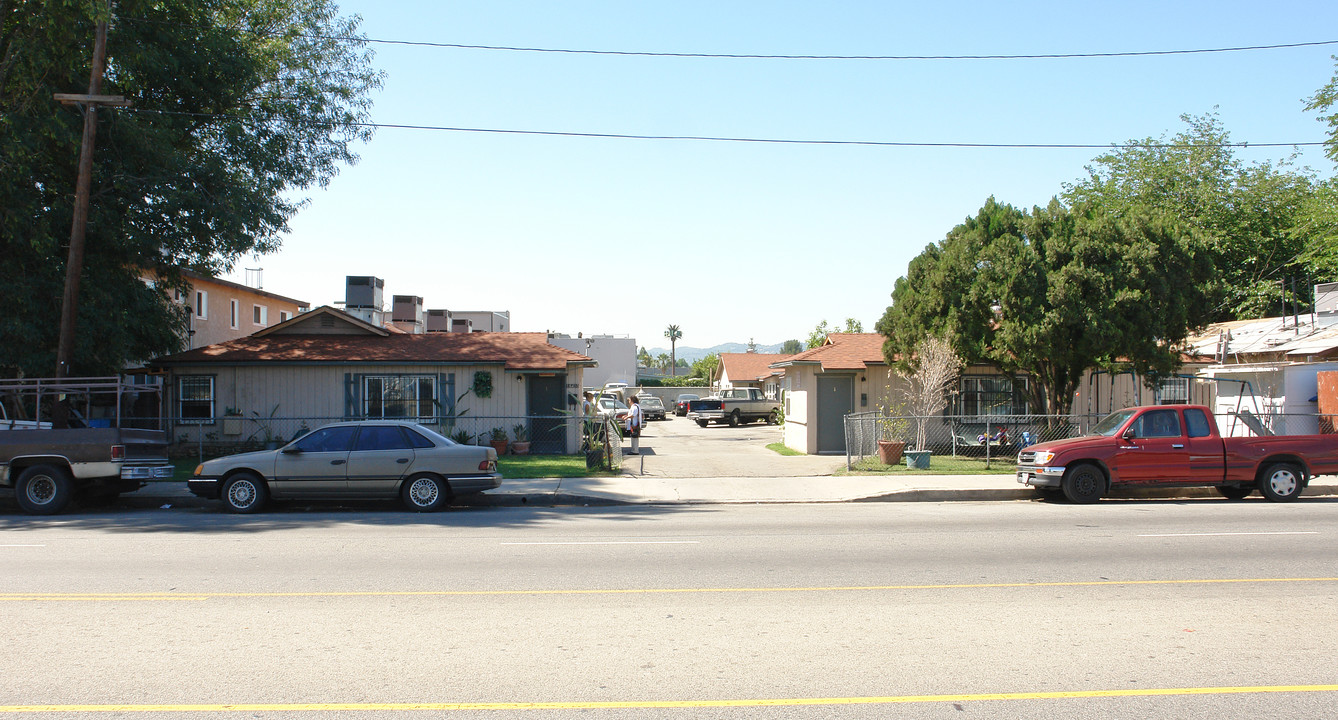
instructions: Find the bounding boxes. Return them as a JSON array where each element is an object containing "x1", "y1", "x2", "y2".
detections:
[{"x1": 617, "y1": 414, "x2": 844, "y2": 478}]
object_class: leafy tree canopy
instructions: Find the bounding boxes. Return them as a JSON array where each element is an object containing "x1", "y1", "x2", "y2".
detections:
[
  {"x1": 806, "y1": 318, "x2": 863, "y2": 348},
  {"x1": 1062, "y1": 112, "x2": 1321, "y2": 320},
  {"x1": 780, "y1": 339, "x2": 803, "y2": 355},
  {"x1": 0, "y1": 0, "x2": 381, "y2": 375},
  {"x1": 877, "y1": 197, "x2": 1214, "y2": 415}
]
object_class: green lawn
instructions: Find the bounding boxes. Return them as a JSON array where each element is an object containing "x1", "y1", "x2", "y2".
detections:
[
  {"x1": 838, "y1": 455, "x2": 1016, "y2": 475},
  {"x1": 766, "y1": 442, "x2": 804, "y2": 456}
]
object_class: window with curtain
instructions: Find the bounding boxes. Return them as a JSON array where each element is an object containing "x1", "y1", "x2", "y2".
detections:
[{"x1": 363, "y1": 375, "x2": 436, "y2": 419}]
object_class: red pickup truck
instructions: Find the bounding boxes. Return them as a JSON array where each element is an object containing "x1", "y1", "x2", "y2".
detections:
[{"x1": 1015, "y1": 404, "x2": 1338, "y2": 503}]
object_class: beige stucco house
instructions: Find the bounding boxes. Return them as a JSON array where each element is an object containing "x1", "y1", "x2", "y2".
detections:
[
  {"x1": 150, "y1": 307, "x2": 595, "y2": 453},
  {"x1": 716, "y1": 353, "x2": 790, "y2": 399}
]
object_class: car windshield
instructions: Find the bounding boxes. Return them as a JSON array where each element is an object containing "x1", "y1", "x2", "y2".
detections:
[
  {"x1": 1090, "y1": 409, "x2": 1138, "y2": 437},
  {"x1": 641, "y1": 398, "x2": 664, "y2": 409},
  {"x1": 677, "y1": 395, "x2": 698, "y2": 402}
]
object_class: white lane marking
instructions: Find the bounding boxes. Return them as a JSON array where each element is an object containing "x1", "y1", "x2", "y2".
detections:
[
  {"x1": 501, "y1": 541, "x2": 701, "y2": 546},
  {"x1": 0, "y1": 544, "x2": 46, "y2": 547},
  {"x1": 1139, "y1": 531, "x2": 1318, "y2": 537}
]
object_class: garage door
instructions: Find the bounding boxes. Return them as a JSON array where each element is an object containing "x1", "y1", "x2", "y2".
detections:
[{"x1": 816, "y1": 375, "x2": 854, "y2": 454}]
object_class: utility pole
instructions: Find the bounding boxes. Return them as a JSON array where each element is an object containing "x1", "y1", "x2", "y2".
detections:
[{"x1": 53, "y1": 1, "x2": 128, "y2": 380}]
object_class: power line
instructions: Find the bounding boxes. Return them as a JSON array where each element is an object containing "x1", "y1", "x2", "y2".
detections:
[
  {"x1": 113, "y1": 18, "x2": 1338, "y2": 61},
  {"x1": 123, "y1": 107, "x2": 1328, "y2": 150}
]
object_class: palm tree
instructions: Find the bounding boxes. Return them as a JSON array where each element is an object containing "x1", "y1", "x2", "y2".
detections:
[{"x1": 664, "y1": 324, "x2": 682, "y2": 376}]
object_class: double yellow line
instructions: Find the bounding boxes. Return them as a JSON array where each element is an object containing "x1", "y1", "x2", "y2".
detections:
[{"x1": 3, "y1": 686, "x2": 1338, "y2": 712}]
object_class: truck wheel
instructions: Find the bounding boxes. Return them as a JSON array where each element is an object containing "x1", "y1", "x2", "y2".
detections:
[
  {"x1": 728, "y1": 411, "x2": 741, "y2": 427},
  {"x1": 767, "y1": 410, "x2": 779, "y2": 425},
  {"x1": 1217, "y1": 484, "x2": 1254, "y2": 500},
  {"x1": 1061, "y1": 463, "x2": 1105, "y2": 504},
  {"x1": 697, "y1": 419, "x2": 709, "y2": 429},
  {"x1": 402, "y1": 474, "x2": 449, "y2": 512},
  {"x1": 15, "y1": 464, "x2": 75, "y2": 515},
  {"x1": 221, "y1": 473, "x2": 269, "y2": 513},
  {"x1": 1259, "y1": 463, "x2": 1304, "y2": 502}
]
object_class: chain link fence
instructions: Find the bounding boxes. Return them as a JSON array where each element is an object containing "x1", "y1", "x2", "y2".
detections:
[
  {"x1": 843, "y1": 411, "x2": 1338, "y2": 471},
  {"x1": 166, "y1": 414, "x2": 609, "y2": 462}
]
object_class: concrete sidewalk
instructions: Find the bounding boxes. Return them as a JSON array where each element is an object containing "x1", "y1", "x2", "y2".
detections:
[{"x1": 124, "y1": 473, "x2": 1338, "y2": 509}]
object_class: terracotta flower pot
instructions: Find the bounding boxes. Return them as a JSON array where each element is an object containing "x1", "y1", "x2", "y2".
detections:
[
  {"x1": 511, "y1": 441, "x2": 531, "y2": 455},
  {"x1": 490, "y1": 439, "x2": 508, "y2": 455},
  {"x1": 877, "y1": 440, "x2": 905, "y2": 465}
]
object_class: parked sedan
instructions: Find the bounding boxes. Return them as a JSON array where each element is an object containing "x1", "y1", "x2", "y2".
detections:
[
  {"x1": 639, "y1": 396, "x2": 667, "y2": 421},
  {"x1": 674, "y1": 394, "x2": 699, "y2": 416},
  {"x1": 189, "y1": 420, "x2": 502, "y2": 513}
]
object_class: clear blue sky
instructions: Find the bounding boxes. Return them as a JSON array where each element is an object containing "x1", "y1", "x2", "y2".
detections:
[{"x1": 224, "y1": 0, "x2": 1338, "y2": 350}]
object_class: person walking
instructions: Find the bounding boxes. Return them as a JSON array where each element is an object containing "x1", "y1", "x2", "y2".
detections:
[{"x1": 626, "y1": 395, "x2": 643, "y2": 455}]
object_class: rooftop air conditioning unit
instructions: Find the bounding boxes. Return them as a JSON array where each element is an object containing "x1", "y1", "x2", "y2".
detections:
[{"x1": 345, "y1": 276, "x2": 383, "y2": 309}]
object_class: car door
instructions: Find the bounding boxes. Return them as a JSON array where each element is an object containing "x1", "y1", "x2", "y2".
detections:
[
  {"x1": 346, "y1": 424, "x2": 415, "y2": 496},
  {"x1": 1182, "y1": 407, "x2": 1226, "y2": 483},
  {"x1": 1111, "y1": 408, "x2": 1190, "y2": 484},
  {"x1": 271, "y1": 425, "x2": 356, "y2": 496}
]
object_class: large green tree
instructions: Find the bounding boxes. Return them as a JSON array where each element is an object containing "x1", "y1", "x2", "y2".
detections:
[
  {"x1": 0, "y1": 0, "x2": 380, "y2": 375},
  {"x1": 1301, "y1": 59, "x2": 1338, "y2": 280},
  {"x1": 1063, "y1": 112, "x2": 1320, "y2": 320},
  {"x1": 877, "y1": 198, "x2": 1214, "y2": 415}
]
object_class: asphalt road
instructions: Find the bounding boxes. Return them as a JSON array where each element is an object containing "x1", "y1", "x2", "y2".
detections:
[
  {"x1": 624, "y1": 414, "x2": 845, "y2": 477},
  {"x1": 3, "y1": 500, "x2": 1337, "y2": 718}
]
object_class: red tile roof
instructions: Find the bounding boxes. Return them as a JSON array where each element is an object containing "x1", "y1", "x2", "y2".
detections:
[
  {"x1": 152, "y1": 331, "x2": 594, "y2": 371},
  {"x1": 719, "y1": 353, "x2": 792, "y2": 383},
  {"x1": 771, "y1": 333, "x2": 888, "y2": 371}
]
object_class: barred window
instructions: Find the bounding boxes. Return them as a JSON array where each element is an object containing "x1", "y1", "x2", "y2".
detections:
[
  {"x1": 363, "y1": 375, "x2": 435, "y2": 419},
  {"x1": 178, "y1": 376, "x2": 214, "y2": 423},
  {"x1": 1156, "y1": 377, "x2": 1190, "y2": 405},
  {"x1": 958, "y1": 375, "x2": 1030, "y2": 419}
]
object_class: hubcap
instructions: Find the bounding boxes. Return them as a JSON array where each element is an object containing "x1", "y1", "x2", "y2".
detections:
[
  {"x1": 228, "y1": 481, "x2": 256, "y2": 508},
  {"x1": 1269, "y1": 470, "x2": 1298, "y2": 496},
  {"x1": 26, "y1": 476, "x2": 56, "y2": 505},
  {"x1": 409, "y1": 478, "x2": 438, "y2": 506}
]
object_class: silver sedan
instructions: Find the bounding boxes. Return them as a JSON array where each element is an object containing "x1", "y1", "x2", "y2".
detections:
[{"x1": 189, "y1": 421, "x2": 502, "y2": 513}]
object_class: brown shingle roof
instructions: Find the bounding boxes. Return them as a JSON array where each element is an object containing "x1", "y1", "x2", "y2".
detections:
[
  {"x1": 719, "y1": 353, "x2": 791, "y2": 383},
  {"x1": 770, "y1": 333, "x2": 888, "y2": 371},
  {"x1": 152, "y1": 332, "x2": 594, "y2": 371}
]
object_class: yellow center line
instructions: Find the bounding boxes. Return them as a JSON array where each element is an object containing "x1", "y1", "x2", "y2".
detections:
[
  {"x1": 3, "y1": 685, "x2": 1338, "y2": 712},
  {"x1": 2, "y1": 577, "x2": 1336, "y2": 602}
]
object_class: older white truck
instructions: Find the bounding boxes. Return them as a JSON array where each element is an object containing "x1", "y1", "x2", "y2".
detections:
[{"x1": 687, "y1": 388, "x2": 781, "y2": 428}]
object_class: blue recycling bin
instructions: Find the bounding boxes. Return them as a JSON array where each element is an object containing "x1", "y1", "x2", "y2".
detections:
[{"x1": 904, "y1": 450, "x2": 931, "y2": 470}]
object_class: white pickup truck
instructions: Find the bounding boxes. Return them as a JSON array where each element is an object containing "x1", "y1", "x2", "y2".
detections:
[{"x1": 687, "y1": 388, "x2": 781, "y2": 428}]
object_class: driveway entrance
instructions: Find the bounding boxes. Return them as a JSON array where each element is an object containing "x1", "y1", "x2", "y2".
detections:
[{"x1": 618, "y1": 415, "x2": 843, "y2": 477}]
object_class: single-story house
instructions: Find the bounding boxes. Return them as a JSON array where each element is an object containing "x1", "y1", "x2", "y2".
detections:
[
  {"x1": 716, "y1": 353, "x2": 791, "y2": 399},
  {"x1": 770, "y1": 334, "x2": 899, "y2": 454},
  {"x1": 150, "y1": 306, "x2": 596, "y2": 453}
]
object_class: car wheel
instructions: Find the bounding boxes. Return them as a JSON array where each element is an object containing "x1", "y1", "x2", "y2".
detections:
[
  {"x1": 728, "y1": 411, "x2": 741, "y2": 427},
  {"x1": 1061, "y1": 463, "x2": 1105, "y2": 504},
  {"x1": 1217, "y1": 484, "x2": 1255, "y2": 500},
  {"x1": 15, "y1": 464, "x2": 75, "y2": 515},
  {"x1": 767, "y1": 410, "x2": 779, "y2": 425},
  {"x1": 402, "y1": 474, "x2": 449, "y2": 512},
  {"x1": 696, "y1": 419, "x2": 709, "y2": 429},
  {"x1": 1259, "y1": 462, "x2": 1304, "y2": 502},
  {"x1": 221, "y1": 473, "x2": 269, "y2": 513}
]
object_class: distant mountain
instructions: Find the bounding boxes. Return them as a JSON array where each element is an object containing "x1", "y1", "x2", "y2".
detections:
[{"x1": 645, "y1": 343, "x2": 786, "y2": 364}]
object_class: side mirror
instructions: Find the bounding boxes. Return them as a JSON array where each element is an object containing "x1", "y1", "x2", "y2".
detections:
[
  {"x1": 281, "y1": 446, "x2": 302, "y2": 454},
  {"x1": 1122, "y1": 428, "x2": 1137, "y2": 442}
]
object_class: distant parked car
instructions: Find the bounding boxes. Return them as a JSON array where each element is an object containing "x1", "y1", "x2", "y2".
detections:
[
  {"x1": 674, "y1": 394, "x2": 700, "y2": 416},
  {"x1": 189, "y1": 420, "x2": 502, "y2": 513},
  {"x1": 639, "y1": 396, "x2": 667, "y2": 421},
  {"x1": 596, "y1": 397, "x2": 630, "y2": 422}
]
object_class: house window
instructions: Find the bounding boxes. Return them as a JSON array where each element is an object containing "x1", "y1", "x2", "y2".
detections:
[
  {"x1": 230, "y1": 300, "x2": 239, "y2": 329},
  {"x1": 194, "y1": 291, "x2": 208, "y2": 319},
  {"x1": 178, "y1": 376, "x2": 214, "y2": 423},
  {"x1": 363, "y1": 375, "x2": 435, "y2": 419},
  {"x1": 253, "y1": 305, "x2": 268, "y2": 326},
  {"x1": 1156, "y1": 377, "x2": 1189, "y2": 405},
  {"x1": 279, "y1": 311, "x2": 291, "y2": 322},
  {"x1": 958, "y1": 375, "x2": 1031, "y2": 419}
]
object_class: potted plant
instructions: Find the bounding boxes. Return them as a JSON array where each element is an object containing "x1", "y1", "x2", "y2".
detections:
[
  {"x1": 487, "y1": 426, "x2": 508, "y2": 455},
  {"x1": 511, "y1": 423, "x2": 531, "y2": 455}
]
